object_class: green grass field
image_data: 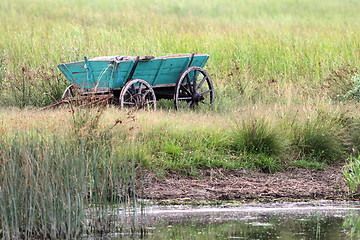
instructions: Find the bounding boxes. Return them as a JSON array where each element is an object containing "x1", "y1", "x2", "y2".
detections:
[
  {"x1": 1, "y1": 0, "x2": 360, "y2": 237},
  {"x1": 1, "y1": 0, "x2": 359, "y2": 164},
  {"x1": 1, "y1": 0, "x2": 360, "y2": 107}
]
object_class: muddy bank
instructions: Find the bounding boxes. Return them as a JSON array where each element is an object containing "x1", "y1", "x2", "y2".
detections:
[{"x1": 141, "y1": 164, "x2": 352, "y2": 202}]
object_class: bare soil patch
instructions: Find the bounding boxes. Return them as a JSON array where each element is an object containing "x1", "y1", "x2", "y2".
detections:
[{"x1": 141, "y1": 164, "x2": 351, "y2": 202}]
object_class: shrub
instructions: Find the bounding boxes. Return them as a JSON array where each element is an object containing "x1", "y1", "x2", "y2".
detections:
[
  {"x1": 231, "y1": 119, "x2": 284, "y2": 156},
  {"x1": 291, "y1": 118, "x2": 345, "y2": 162}
]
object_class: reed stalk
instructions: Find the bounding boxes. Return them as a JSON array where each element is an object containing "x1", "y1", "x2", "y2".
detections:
[{"x1": 0, "y1": 108, "x2": 140, "y2": 238}]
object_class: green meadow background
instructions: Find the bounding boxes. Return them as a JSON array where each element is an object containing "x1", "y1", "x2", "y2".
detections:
[{"x1": 1, "y1": 0, "x2": 359, "y2": 107}]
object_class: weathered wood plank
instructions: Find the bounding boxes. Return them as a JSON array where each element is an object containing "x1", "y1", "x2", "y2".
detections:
[{"x1": 58, "y1": 54, "x2": 209, "y2": 89}]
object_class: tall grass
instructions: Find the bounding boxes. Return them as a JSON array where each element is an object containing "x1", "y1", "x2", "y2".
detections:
[
  {"x1": 230, "y1": 118, "x2": 284, "y2": 156},
  {"x1": 343, "y1": 155, "x2": 360, "y2": 194},
  {"x1": 345, "y1": 74, "x2": 360, "y2": 102},
  {"x1": 0, "y1": 105, "x2": 360, "y2": 236},
  {"x1": 290, "y1": 116, "x2": 345, "y2": 162},
  {"x1": 0, "y1": 108, "x2": 140, "y2": 238},
  {"x1": 0, "y1": 0, "x2": 359, "y2": 107},
  {"x1": 122, "y1": 107, "x2": 357, "y2": 174},
  {"x1": 1, "y1": 104, "x2": 358, "y2": 174}
]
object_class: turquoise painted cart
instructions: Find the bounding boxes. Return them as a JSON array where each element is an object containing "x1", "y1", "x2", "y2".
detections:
[{"x1": 58, "y1": 53, "x2": 215, "y2": 110}]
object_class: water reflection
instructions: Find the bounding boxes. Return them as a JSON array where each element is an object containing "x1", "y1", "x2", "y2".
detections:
[{"x1": 111, "y1": 201, "x2": 360, "y2": 240}]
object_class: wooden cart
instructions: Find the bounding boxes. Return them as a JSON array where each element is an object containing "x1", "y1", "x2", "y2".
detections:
[{"x1": 55, "y1": 53, "x2": 214, "y2": 110}]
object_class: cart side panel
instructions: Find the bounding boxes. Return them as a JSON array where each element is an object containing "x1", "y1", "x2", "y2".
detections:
[
  {"x1": 58, "y1": 61, "x2": 115, "y2": 89},
  {"x1": 189, "y1": 55, "x2": 209, "y2": 69},
  {"x1": 135, "y1": 58, "x2": 190, "y2": 85},
  {"x1": 184, "y1": 55, "x2": 210, "y2": 82},
  {"x1": 113, "y1": 58, "x2": 190, "y2": 88},
  {"x1": 112, "y1": 61, "x2": 135, "y2": 88},
  {"x1": 153, "y1": 55, "x2": 209, "y2": 86},
  {"x1": 112, "y1": 60, "x2": 163, "y2": 89}
]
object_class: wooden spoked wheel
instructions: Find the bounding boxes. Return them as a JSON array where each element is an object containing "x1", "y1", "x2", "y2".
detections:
[
  {"x1": 61, "y1": 84, "x2": 77, "y2": 99},
  {"x1": 119, "y1": 79, "x2": 156, "y2": 110},
  {"x1": 174, "y1": 66, "x2": 214, "y2": 110},
  {"x1": 61, "y1": 84, "x2": 84, "y2": 105}
]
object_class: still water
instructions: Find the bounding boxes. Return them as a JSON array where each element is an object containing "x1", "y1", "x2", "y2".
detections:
[{"x1": 107, "y1": 201, "x2": 360, "y2": 240}]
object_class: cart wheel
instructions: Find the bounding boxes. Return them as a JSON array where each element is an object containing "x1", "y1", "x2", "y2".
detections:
[
  {"x1": 61, "y1": 84, "x2": 78, "y2": 99},
  {"x1": 119, "y1": 79, "x2": 156, "y2": 110},
  {"x1": 174, "y1": 66, "x2": 214, "y2": 110}
]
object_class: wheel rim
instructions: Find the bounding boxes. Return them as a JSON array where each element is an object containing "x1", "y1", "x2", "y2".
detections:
[
  {"x1": 120, "y1": 79, "x2": 156, "y2": 110},
  {"x1": 175, "y1": 66, "x2": 214, "y2": 110},
  {"x1": 61, "y1": 84, "x2": 77, "y2": 99}
]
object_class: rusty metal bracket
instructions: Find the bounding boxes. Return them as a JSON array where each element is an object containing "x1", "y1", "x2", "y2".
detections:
[{"x1": 40, "y1": 94, "x2": 114, "y2": 110}]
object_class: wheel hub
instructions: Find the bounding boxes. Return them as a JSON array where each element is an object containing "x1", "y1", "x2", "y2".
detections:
[
  {"x1": 192, "y1": 93, "x2": 204, "y2": 102},
  {"x1": 134, "y1": 94, "x2": 144, "y2": 108}
]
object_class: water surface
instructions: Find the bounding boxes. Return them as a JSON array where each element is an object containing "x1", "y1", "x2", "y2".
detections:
[{"x1": 108, "y1": 200, "x2": 360, "y2": 240}]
